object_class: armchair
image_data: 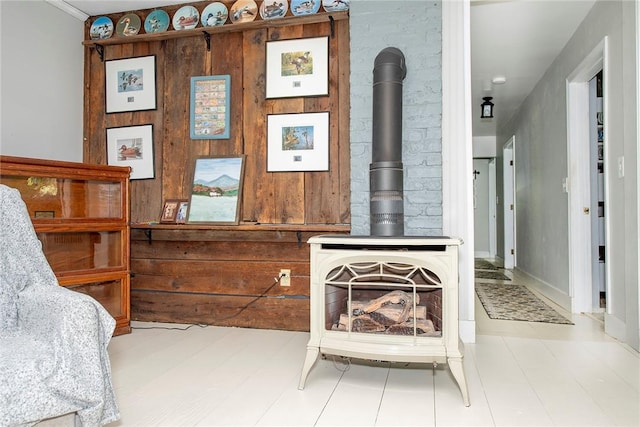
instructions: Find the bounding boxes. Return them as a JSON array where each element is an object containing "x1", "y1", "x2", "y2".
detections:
[{"x1": 0, "y1": 185, "x2": 120, "y2": 426}]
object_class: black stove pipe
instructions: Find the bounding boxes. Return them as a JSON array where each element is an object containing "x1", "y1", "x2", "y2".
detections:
[{"x1": 370, "y1": 47, "x2": 407, "y2": 237}]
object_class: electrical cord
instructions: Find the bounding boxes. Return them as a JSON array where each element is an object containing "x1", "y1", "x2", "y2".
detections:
[
  {"x1": 329, "y1": 355, "x2": 351, "y2": 373},
  {"x1": 131, "y1": 273, "x2": 288, "y2": 330},
  {"x1": 217, "y1": 273, "x2": 286, "y2": 321},
  {"x1": 132, "y1": 323, "x2": 208, "y2": 331}
]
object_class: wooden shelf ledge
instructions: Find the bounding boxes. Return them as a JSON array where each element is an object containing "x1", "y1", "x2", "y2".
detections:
[
  {"x1": 131, "y1": 222, "x2": 350, "y2": 232},
  {"x1": 83, "y1": 11, "x2": 348, "y2": 47}
]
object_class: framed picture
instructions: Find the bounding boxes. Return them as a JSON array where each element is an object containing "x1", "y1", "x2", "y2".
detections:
[
  {"x1": 160, "y1": 199, "x2": 183, "y2": 223},
  {"x1": 106, "y1": 124, "x2": 155, "y2": 180},
  {"x1": 105, "y1": 55, "x2": 157, "y2": 113},
  {"x1": 265, "y1": 36, "x2": 329, "y2": 99},
  {"x1": 175, "y1": 200, "x2": 189, "y2": 224},
  {"x1": 267, "y1": 112, "x2": 329, "y2": 172},
  {"x1": 190, "y1": 75, "x2": 230, "y2": 139},
  {"x1": 187, "y1": 156, "x2": 245, "y2": 224}
]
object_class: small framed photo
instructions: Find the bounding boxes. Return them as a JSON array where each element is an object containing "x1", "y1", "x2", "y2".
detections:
[
  {"x1": 190, "y1": 75, "x2": 231, "y2": 139},
  {"x1": 160, "y1": 199, "x2": 182, "y2": 223},
  {"x1": 267, "y1": 112, "x2": 329, "y2": 172},
  {"x1": 106, "y1": 124, "x2": 155, "y2": 180},
  {"x1": 265, "y1": 36, "x2": 329, "y2": 99},
  {"x1": 175, "y1": 200, "x2": 189, "y2": 224},
  {"x1": 187, "y1": 156, "x2": 245, "y2": 224},
  {"x1": 105, "y1": 55, "x2": 157, "y2": 113}
]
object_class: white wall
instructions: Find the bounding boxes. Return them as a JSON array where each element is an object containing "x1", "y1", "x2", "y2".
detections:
[
  {"x1": 0, "y1": 1, "x2": 85, "y2": 162},
  {"x1": 496, "y1": 0, "x2": 638, "y2": 350},
  {"x1": 472, "y1": 135, "x2": 496, "y2": 158}
]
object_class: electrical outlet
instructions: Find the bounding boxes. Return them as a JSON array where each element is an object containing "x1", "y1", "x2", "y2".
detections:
[{"x1": 279, "y1": 269, "x2": 291, "y2": 286}]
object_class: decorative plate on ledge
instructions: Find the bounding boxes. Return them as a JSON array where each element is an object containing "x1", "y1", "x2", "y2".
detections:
[
  {"x1": 116, "y1": 13, "x2": 141, "y2": 37},
  {"x1": 144, "y1": 9, "x2": 170, "y2": 33},
  {"x1": 173, "y1": 5, "x2": 200, "y2": 30},
  {"x1": 202, "y1": 2, "x2": 229, "y2": 27},
  {"x1": 322, "y1": 0, "x2": 349, "y2": 12},
  {"x1": 260, "y1": 0, "x2": 288, "y2": 20},
  {"x1": 90, "y1": 16, "x2": 113, "y2": 40},
  {"x1": 291, "y1": 0, "x2": 320, "y2": 16},
  {"x1": 230, "y1": 0, "x2": 258, "y2": 24}
]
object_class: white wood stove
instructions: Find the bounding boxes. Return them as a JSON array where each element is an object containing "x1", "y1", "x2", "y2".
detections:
[{"x1": 299, "y1": 235, "x2": 469, "y2": 406}]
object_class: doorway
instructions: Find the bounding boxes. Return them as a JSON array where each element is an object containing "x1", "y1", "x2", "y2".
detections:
[
  {"x1": 503, "y1": 137, "x2": 515, "y2": 269},
  {"x1": 589, "y1": 71, "x2": 606, "y2": 312},
  {"x1": 566, "y1": 38, "x2": 609, "y2": 315},
  {"x1": 473, "y1": 158, "x2": 496, "y2": 259}
]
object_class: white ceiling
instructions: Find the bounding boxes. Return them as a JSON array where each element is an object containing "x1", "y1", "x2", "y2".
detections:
[
  {"x1": 60, "y1": 0, "x2": 597, "y2": 138},
  {"x1": 471, "y1": 0, "x2": 596, "y2": 137},
  {"x1": 64, "y1": 0, "x2": 193, "y2": 16}
]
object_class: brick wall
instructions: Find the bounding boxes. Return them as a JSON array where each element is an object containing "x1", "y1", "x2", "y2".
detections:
[{"x1": 349, "y1": 1, "x2": 442, "y2": 236}]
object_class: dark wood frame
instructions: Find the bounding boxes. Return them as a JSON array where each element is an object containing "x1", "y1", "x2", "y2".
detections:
[
  {"x1": 160, "y1": 199, "x2": 182, "y2": 223},
  {"x1": 187, "y1": 155, "x2": 245, "y2": 225}
]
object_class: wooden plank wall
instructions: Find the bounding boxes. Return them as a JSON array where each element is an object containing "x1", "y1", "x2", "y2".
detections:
[
  {"x1": 82, "y1": 2, "x2": 350, "y2": 330},
  {"x1": 130, "y1": 228, "x2": 320, "y2": 330}
]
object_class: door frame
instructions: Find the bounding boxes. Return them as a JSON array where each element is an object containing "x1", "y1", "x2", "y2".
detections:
[
  {"x1": 473, "y1": 158, "x2": 496, "y2": 259},
  {"x1": 566, "y1": 37, "x2": 609, "y2": 314},
  {"x1": 503, "y1": 137, "x2": 515, "y2": 269},
  {"x1": 489, "y1": 158, "x2": 497, "y2": 258}
]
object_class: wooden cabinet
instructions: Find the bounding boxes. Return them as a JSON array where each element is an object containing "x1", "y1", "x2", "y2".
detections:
[{"x1": 0, "y1": 155, "x2": 131, "y2": 335}]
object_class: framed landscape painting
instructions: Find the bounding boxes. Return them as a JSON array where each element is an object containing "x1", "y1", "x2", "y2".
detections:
[{"x1": 187, "y1": 156, "x2": 245, "y2": 224}]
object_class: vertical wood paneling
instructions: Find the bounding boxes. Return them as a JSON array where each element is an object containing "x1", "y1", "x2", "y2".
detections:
[
  {"x1": 241, "y1": 28, "x2": 271, "y2": 223},
  {"x1": 130, "y1": 42, "x2": 165, "y2": 222},
  {"x1": 305, "y1": 21, "x2": 344, "y2": 224},
  {"x1": 163, "y1": 37, "x2": 208, "y2": 205},
  {"x1": 84, "y1": 12, "x2": 349, "y2": 226},
  {"x1": 336, "y1": 20, "x2": 352, "y2": 224},
  {"x1": 211, "y1": 32, "x2": 244, "y2": 157},
  {"x1": 83, "y1": 7, "x2": 351, "y2": 329},
  {"x1": 267, "y1": 26, "x2": 306, "y2": 224}
]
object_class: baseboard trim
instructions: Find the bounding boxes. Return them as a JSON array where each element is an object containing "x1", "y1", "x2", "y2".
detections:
[
  {"x1": 604, "y1": 313, "x2": 626, "y2": 342},
  {"x1": 514, "y1": 268, "x2": 572, "y2": 311}
]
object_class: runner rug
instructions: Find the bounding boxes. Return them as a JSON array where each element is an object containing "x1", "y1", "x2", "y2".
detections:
[
  {"x1": 474, "y1": 259, "x2": 499, "y2": 271},
  {"x1": 475, "y1": 270, "x2": 511, "y2": 281},
  {"x1": 475, "y1": 282, "x2": 573, "y2": 324}
]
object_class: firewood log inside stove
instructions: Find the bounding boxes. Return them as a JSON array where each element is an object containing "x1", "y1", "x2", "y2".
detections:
[
  {"x1": 351, "y1": 314, "x2": 386, "y2": 332},
  {"x1": 387, "y1": 319, "x2": 436, "y2": 335},
  {"x1": 352, "y1": 290, "x2": 418, "y2": 324},
  {"x1": 350, "y1": 301, "x2": 427, "y2": 320},
  {"x1": 334, "y1": 313, "x2": 436, "y2": 335},
  {"x1": 332, "y1": 290, "x2": 438, "y2": 335}
]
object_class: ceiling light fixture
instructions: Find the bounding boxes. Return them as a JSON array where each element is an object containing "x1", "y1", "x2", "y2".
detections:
[
  {"x1": 480, "y1": 97, "x2": 494, "y2": 119},
  {"x1": 492, "y1": 76, "x2": 507, "y2": 85}
]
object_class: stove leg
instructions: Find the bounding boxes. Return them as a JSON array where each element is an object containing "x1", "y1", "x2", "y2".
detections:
[
  {"x1": 298, "y1": 346, "x2": 320, "y2": 390},
  {"x1": 448, "y1": 356, "x2": 470, "y2": 406}
]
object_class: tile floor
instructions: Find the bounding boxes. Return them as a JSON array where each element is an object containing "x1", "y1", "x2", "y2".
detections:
[{"x1": 102, "y1": 267, "x2": 639, "y2": 426}]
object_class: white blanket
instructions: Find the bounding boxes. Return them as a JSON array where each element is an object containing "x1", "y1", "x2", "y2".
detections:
[{"x1": 0, "y1": 184, "x2": 120, "y2": 426}]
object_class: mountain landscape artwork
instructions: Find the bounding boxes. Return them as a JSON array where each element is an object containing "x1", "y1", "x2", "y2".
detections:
[{"x1": 188, "y1": 156, "x2": 244, "y2": 224}]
